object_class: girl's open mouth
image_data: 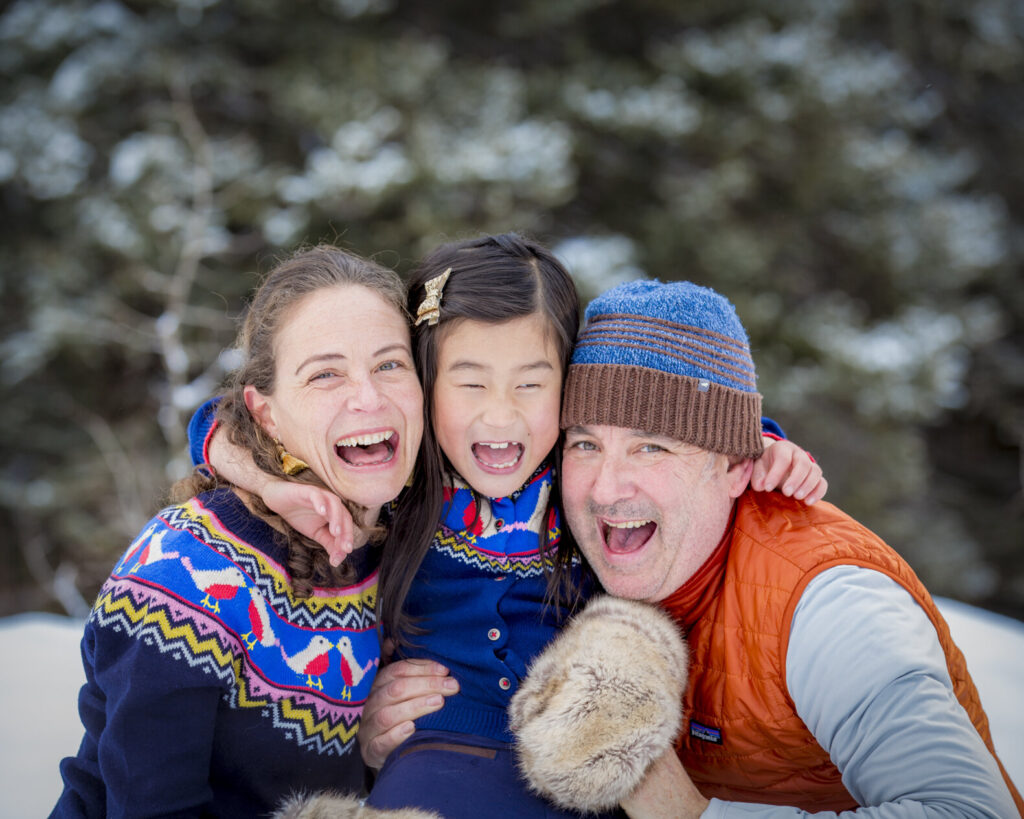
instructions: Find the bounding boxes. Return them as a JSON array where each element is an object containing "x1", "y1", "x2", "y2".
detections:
[
  {"x1": 600, "y1": 519, "x2": 656, "y2": 554},
  {"x1": 471, "y1": 441, "x2": 524, "y2": 472},
  {"x1": 335, "y1": 430, "x2": 397, "y2": 467}
]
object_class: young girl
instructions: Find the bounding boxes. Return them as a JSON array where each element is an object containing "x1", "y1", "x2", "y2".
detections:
[{"x1": 192, "y1": 233, "x2": 826, "y2": 817}]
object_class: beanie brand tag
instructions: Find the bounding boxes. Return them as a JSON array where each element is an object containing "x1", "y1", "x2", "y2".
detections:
[
  {"x1": 697, "y1": 378, "x2": 710, "y2": 392},
  {"x1": 689, "y1": 719, "x2": 722, "y2": 744}
]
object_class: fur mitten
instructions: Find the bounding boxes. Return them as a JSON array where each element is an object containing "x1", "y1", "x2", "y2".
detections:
[
  {"x1": 273, "y1": 792, "x2": 441, "y2": 819},
  {"x1": 508, "y1": 595, "x2": 689, "y2": 813}
]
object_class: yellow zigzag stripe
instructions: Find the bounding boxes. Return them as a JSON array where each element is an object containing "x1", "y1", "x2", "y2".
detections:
[
  {"x1": 97, "y1": 589, "x2": 235, "y2": 670},
  {"x1": 435, "y1": 531, "x2": 553, "y2": 572},
  {"x1": 98, "y1": 590, "x2": 358, "y2": 745},
  {"x1": 233, "y1": 659, "x2": 359, "y2": 745},
  {"x1": 181, "y1": 499, "x2": 375, "y2": 616}
]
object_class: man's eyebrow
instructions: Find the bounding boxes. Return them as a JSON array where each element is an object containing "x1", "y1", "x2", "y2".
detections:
[{"x1": 628, "y1": 428, "x2": 670, "y2": 439}]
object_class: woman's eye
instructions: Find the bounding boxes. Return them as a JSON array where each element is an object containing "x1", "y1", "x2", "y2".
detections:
[
  {"x1": 378, "y1": 360, "x2": 399, "y2": 372},
  {"x1": 311, "y1": 371, "x2": 336, "y2": 382}
]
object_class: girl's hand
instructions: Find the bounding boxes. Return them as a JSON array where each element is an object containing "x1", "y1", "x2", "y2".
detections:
[
  {"x1": 261, "y1": 480, "x2": 356, "y2": 565},
  {"x1": 752, "y1": 437, "x2": 828, "y2": 505}
]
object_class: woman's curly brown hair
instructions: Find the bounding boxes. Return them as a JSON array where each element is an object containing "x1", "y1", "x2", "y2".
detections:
[{"x1": 172, "y1": 244, "x2": 410, "y2": 597}]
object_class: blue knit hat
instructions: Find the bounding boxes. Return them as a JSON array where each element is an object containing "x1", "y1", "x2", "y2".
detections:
[{"x1": 561, "y1": 279, "x2": 763, "y2": 458}]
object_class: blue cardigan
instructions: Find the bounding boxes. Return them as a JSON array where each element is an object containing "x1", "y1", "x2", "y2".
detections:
[{"x1": 398, "y1": 466, "x2": 579, "y2": 743}]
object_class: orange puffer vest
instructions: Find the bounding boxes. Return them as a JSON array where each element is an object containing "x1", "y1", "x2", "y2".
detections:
[{"x1": 661, "y1": 491, "x2": 1023, "y2": 814}]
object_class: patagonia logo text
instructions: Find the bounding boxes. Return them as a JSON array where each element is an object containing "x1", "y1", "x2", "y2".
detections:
[{"x1": 689, "y1": 720, "x2": 722, "y2": 745}]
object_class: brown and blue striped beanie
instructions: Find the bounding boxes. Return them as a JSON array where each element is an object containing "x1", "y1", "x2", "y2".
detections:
[{"x1": 561, "y1": 279, "x2": 763, "y2": 458}]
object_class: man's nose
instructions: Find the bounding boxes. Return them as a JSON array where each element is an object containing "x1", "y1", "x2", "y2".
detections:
[{"x1": 589, "y1": 455, "x2": 632, "y2": 506}]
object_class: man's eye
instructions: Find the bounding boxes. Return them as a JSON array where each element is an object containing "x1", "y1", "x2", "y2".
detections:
[
  {"x1": 566, "y1": 440, "x2": 595, "y2": 451},
  {"x1": 639, "y1": 443, "x2": 665, "y2": 453}
]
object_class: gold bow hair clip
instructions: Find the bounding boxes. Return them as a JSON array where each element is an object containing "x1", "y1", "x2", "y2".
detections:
[{"x1": 414, "y1": 267, "x2": 452, "y2": 326}]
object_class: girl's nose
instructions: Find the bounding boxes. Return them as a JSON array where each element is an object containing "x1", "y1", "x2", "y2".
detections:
[{"x1": 480, "y1": 393, "x2": 517, "y2": 428}]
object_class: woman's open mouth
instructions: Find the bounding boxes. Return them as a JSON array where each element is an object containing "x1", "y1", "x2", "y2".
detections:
[
  {"x1": 600, "y1": 518, "x2": 656, "y2": 554},
  {"x1": 471, "y1": 441, "x2": 524, "y2": 473},
  {"x1": 335, "y1": 430, "x2": 397, "y2": 467}
]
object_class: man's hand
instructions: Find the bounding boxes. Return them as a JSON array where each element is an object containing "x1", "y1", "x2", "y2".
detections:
[
  {"x1": 620, "y1": 749, "x2": 709, "y2": 819},
  {"x1": 261, "y1": 480, "x2": 356, "y2": 565},
  {"x1": 753, "y1": 437, "x2": 828, "y2": 504},
  {"x1": 358, "y1": 654, "x2": 460, "y2": 768}
]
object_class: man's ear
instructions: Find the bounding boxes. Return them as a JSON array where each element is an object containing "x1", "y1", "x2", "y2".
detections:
[
  {"x1": 244, "y1": 385, "x2": 279, "y2": 440},
  {"x1": 725, "y1": 457, "x2": 754, "y2": 499}
]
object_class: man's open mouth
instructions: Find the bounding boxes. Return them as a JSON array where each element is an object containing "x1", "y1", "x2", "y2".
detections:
[
  {"x1": 335, "y1": 430, "x2": 397, "y2": 466},
  {"x1": 472, "y1": 441, "x2": 524, "y2": 472},
  {"x1": 601, "y1": 519, "x2": 656, "y2": 554}
]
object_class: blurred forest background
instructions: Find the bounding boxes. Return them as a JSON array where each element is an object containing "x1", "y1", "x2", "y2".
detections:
[{"x1": 1, "y1": 0, "x2": 1022, "y2": 622}]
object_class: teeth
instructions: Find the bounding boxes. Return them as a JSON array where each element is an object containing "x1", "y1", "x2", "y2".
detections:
[
  {"x1": 336, "y1": 430, "x2": 394, "y2": 447},
  {"x1": 480, "y1": 442, "x2": 512, "y2": 449},
  {"x1": 605, "y1": 520, "x2": 652, "y2": 529}
]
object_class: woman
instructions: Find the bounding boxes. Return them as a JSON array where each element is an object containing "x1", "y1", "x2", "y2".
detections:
[{"x1": 52, "y1": 246, "x2": 423, "y2": 817}]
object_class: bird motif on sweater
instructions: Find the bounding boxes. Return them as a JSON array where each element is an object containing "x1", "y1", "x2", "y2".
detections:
[
  {"x1": 242, "y1": 586, "x2": 278, "y2": 650},
  {"x1": 179, "y1": 555, "x2": 247, "y2": 613},
  {"x1": 120, "y1": 523, "x2": 159, "y2": 572},
  {"x1": 128, "y1": 530, "x2": 180, "y2": 573},
  {"x1": 335, "y1": 636, "x2": 378, "y2": 700},
  {"x1": 280, "y1": 635, "x2": 333, "y2": 691}
]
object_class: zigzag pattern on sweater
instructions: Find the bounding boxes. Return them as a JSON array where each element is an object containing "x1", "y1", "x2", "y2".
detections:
[
  {"x1": 90, "y1": 494, "x2": 384, "y2": 757},
  {"x1": 92, "y1": 577, "x2": 365, "y2": 755},
  {"x1": 154, "y1": 500, "x2": 377, "y2": 632},
  {"x1": 432, "y1": 525, "x2": 558, "y2": 577}
]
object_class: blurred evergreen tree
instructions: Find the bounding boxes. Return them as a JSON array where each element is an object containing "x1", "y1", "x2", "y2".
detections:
[{"x1": 1, "y1": 0, "x2": 1021, "y2": 618}]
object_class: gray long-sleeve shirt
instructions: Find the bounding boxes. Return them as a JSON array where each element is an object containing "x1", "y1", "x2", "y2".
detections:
[{"x1": 703, "y1": 566, "x2": 1017, "y2": 818}]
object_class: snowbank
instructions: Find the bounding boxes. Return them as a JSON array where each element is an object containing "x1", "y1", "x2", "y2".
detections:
[{"x1": 2, "y1": 600, "x2": 1021, "y2": 817}]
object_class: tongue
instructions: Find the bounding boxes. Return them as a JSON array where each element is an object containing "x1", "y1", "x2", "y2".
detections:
[
  {"x1": 339, "y1": 442, "x2": 392, "y2": 466},
  {"x1": 606, "y1": 522, "x2": 655, "y2": 554},
  {"x1": 473, "y1": 444, "x2": 520, "y2": 468}
]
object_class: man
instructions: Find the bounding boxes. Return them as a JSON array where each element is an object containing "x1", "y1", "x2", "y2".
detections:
[{"x1": 362, "y1": 279, "x2": 1022, "y2": 817}]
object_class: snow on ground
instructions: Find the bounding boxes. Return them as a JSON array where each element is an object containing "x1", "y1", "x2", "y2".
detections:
[{"x1": 1, "y1": 600, "x2": 1022, "y2": 818}]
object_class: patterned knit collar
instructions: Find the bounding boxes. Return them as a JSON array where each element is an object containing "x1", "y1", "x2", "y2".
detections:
[
  {"x1": 196, "y1": 487, "x2": 379, "y2": 581},
  {"x1": 440, "y1": 462, "x2": 555, "y2": 546}
]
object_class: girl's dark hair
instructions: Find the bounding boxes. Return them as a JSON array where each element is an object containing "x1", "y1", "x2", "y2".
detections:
[
  {"x1": 172, "y1": 244, "x2": 410, "y2": 597},
  {"x1": 378, "y1": 232, "x2": 584, "y2": 645}
]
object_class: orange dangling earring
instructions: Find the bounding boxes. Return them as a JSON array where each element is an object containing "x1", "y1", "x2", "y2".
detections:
[{"x1": 275, "y1": 439, "x2": 309, "y2": 476}]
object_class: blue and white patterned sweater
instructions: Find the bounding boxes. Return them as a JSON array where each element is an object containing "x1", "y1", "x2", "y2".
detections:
[{"x1": 53, "y1": 488, "x2": 379, "y2": 818}]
